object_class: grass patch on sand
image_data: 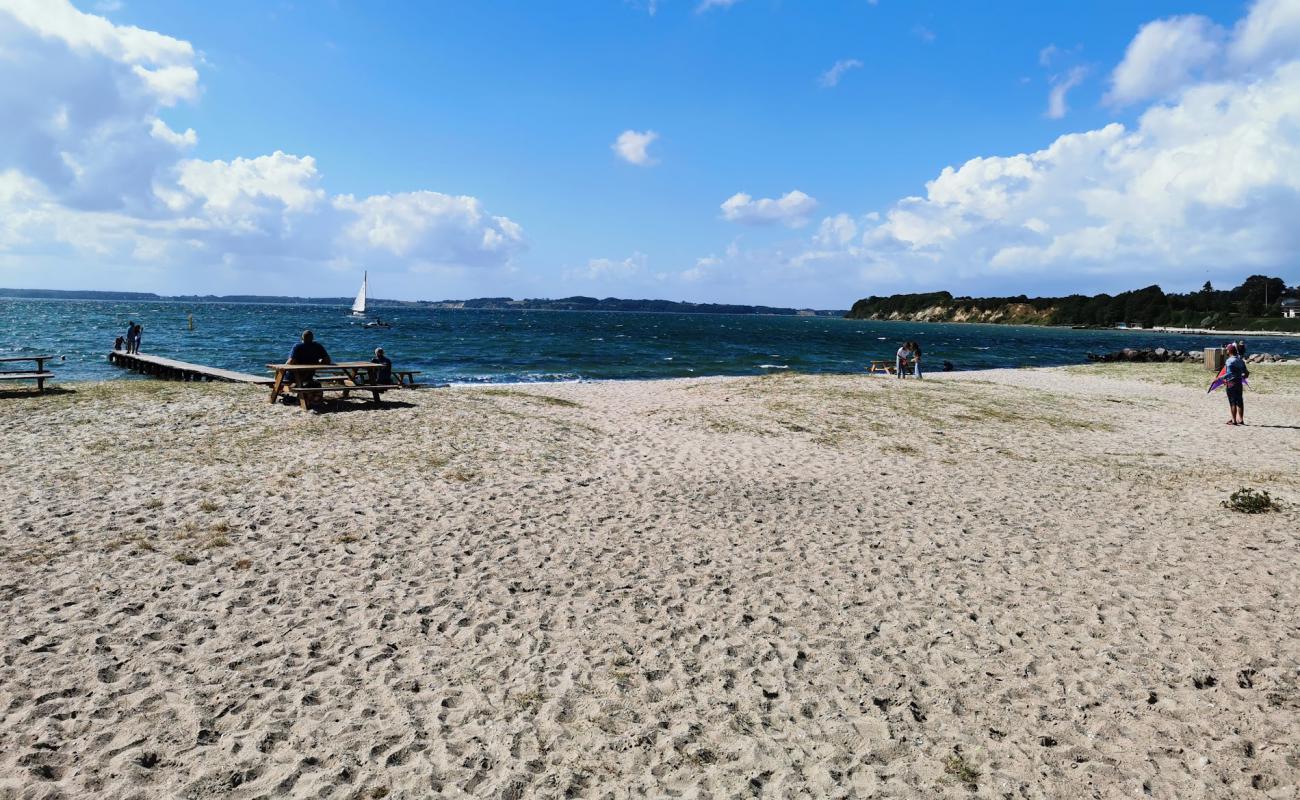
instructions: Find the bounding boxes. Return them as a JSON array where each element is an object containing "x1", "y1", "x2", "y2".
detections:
[
  {"x1": 512, "y1": 689, "x2": 545, "y2": 712},
  {"x1": 479, "y1": 388, "x2": 581, "y2": 408},
  {"x1": 689, "y1": 373, "x2": 1114, "y2": 444},
  {"x1": 1066, "y1": 362, "x2": 1300, "y2": 395},
  {"x1": 1222, "y1": 487, "x2": 1282, "y2": 514},
  {"x1": 944, "y1": 752, "x2": 980, "y2": 790}
]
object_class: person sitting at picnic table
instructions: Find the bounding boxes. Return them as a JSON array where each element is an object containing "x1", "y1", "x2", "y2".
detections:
[
  {"x1": 286, "y1": 330, "x2": 331, "y2": 389},
  {"x1": 372, "y1": 347, "x2": 392, "y2": 385}
]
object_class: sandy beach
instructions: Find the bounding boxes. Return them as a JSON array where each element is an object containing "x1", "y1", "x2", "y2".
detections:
[{"x1": 1, "y1": 366, "x2": 1298, "y2": 799}]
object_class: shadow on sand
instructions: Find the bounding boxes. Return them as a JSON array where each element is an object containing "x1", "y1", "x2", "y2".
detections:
[
  {"x1": 301, "y1": 399, "x2": 417, "y2": 415},
  {"x1": 0, "y1": 387, "x2": 76, "y2": 400}
]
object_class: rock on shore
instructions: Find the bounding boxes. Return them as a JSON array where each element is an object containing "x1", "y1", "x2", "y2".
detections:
[{"x1": 1086, "y1": 347, "x2": 1288, "y2": 363}]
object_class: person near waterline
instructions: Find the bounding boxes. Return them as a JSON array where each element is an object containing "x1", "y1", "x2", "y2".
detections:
[
  {"x1": 896, "y1": 341, "x2": 923, "y2": 378},
  {"x1": 124, "y1": 321, "x2": 136, "y2": 354},
  {"x1": 1223, "y1": 343, "x2": 1248, "y2": 425},
  {"x1": 131, "y1": 323, "x2": 143, "y2": 354},
  {"x1": 286, "y1": 330, "x2": 332, "y2": 390},
  {"x1": 895, "y1": 342, "x2": 913, "y2": 378},
  {"x1": 372, "y1": 347, "x2": 392, "y2": 385}
]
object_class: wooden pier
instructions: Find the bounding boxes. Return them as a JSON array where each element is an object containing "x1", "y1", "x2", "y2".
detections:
[{"x1": 107, "y1": 351, "x2": 273, "y2": 385}]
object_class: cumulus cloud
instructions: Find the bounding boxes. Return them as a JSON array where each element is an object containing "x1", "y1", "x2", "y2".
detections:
[
  {"x1": 819, "y1": 58, "x2": 863, "y2": 88},
  {"x1": 612, "y1": 129, "x2": 659, "y2": 166},
  {"x1": 750, "y1": 0, "x2": 1300, "y2": 295},
  {"x1": 1107, "y1": 0, "x2": 1300, "y2": 106},
  {"x1": 1045, "y1": 66, "x2": 1088, "y2": 119},
  {"x1": 1107, "y1": 15, "x2": 1223, "y2": 105},
  {"x1": 789, "y1": 55, "x2": 1300, "y2": 289},
  {"x1": 1229, "y1": 0, "x2": 1300, "y2": 66},
  {"x1": 0, "y1": 0, "x2": 523, "y2": 286},
  {"x1": 721, "y1": 190, "x2": 818, "y2": 227},
  {"x1": 566, "y1": 252, "x2": 647, "y2": 281}
]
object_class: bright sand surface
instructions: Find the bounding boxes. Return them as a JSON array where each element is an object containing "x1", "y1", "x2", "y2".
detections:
[{"x1": 1, "y1": 366, "x2": 1298, "y2": 799}]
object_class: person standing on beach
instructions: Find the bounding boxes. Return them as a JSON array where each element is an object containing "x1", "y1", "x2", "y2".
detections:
[
  {"x1": 895, "y1": 342, "x2": 913, "y2": 378},
  {"x1": 1223, "y1": 343, "x2": 1248, "y2": 425},
  {"x1": 909, "y1": 341, "x2": 923, "y2": 379}
]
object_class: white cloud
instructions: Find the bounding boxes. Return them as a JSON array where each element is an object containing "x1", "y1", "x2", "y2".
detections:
[
  {"x1": 696, "y1": 0, "x2": 741, "y2": 12},
  {"x1": 0, "y1": 0, "x2": 523, "y2": 285},
  {"x1": 788, "y1": 56, "x2": 1300, "y2": 289},
  {"x1": 680, "y1": 255, "x2": 720, "y2": 282},
  {"x1": 913, "y1": 25, "x2": 935, "y2": 44},
  {"x1": 819, "y1": 58, "x2": 863, "y2": 88},
  {"x1": 335, "y1": 191, "x2": 524, "y2": 265},
  {"x1": 1045, "y1": 66, "x2": 1088, "y2": 119},
  {"x1": 612, "y1": 129, "x2": 659, "y2": 166},
  {"x1": 745, "y1": 0, "x2": 1300, "y2": 296},
  {"x1": 1229, "y1": 0, "x2": 1300, "y2": 66},
  {"x1": 567, "y1": 252, "x2": 647, "y2": 281},
  {"x1": 1107, "y1": 15, "x2": 1223, "y2": 105},
  {"x1": 1107, "y1": 0, "x2": 1300, "y2": 106},
  {"x1": 721, "y1": 190, "x2": 818, "y2": 227}
]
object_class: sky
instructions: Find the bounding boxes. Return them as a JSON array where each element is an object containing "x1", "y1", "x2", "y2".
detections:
[{"x1": 1, "y1": 0, "x2": 1298, "y2": 307}]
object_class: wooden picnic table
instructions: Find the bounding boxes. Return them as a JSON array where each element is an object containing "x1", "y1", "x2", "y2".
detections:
[
  {"x1": 866, "y1": 360, "x2": 895, "y2": 376},
  {"x1": 266, "y1": 362, "x2": 401, "y2": 409},
  {"x1": 0, "y1": 354, "x2": 57, "y2": 393}
]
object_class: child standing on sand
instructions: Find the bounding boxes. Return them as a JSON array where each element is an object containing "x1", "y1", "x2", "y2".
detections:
[{"x1": 1223, "y1": 343, "x2": 1248, "y2": 425}]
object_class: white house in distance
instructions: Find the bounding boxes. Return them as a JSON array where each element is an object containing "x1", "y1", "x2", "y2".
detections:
[{"x1": 1283, "y1": 297, "x2": 1300, "y2": 319}]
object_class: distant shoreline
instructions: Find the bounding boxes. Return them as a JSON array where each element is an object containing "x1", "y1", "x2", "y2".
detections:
[{"x1": 0, "y1": 289, "x2": 844, "y2": 317}]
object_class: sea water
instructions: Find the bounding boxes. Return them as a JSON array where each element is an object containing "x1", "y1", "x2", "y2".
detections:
[{"x1": 1, "y1": 298, "x2": 1296, "y2": 384}]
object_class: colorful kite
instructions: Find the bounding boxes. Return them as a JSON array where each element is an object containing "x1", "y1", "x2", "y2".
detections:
[{"x1": 1207, "y1": 365, "x2": 1247, "y2": 393}]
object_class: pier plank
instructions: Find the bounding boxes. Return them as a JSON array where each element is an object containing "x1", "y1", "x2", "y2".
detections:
[{"x1": 108, "y1": 351, "x2": 273, "y2": 385}]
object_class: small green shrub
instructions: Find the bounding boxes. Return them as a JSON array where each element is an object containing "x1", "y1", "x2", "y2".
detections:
[
  {"x1": 1222, "y1": 487, "x2": 1281, "y2": 514},
  {"x1": 944, "y1": 753, "x2": 980, "y2": 790}
]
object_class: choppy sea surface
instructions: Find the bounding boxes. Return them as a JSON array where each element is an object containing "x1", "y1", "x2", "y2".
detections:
[{"x1": 2, "y1": 298, "x2": 1297, "y2": 384}]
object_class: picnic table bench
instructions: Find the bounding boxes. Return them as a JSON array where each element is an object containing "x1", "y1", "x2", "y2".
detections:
[
  {"x1": 267, "y1": 362, "x2": 402, "y2": 410},
  {"x1": 0, "y1": 355, "x2": 56, "y2": 393},
  {"x1": 866, "y1": 360, "x2": 896, "y2": 376},
  {"x1": 393, "y1": 370, "x2": 421, "y2": 387}
]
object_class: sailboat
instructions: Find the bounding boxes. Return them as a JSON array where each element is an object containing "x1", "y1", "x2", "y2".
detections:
[
  {"x1": 351, "y1": 272, "x2": 368, "y2": 317},
  {"x1": 351, "y1": 272, "x2": 392, "y2": 328}
]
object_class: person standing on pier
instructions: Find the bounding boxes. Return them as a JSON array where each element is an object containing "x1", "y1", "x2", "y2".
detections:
[{"x1": 132, "y1": 322, "x2": 143, "y2": 354}]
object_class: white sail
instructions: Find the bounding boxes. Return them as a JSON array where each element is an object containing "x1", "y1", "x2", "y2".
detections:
[{"x1": 351, "y1": 272, "x2": 367, "y2": 315}]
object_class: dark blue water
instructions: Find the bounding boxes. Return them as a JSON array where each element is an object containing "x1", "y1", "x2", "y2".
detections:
[{"x1": 2, "y1": 298, "x2": 1297, "y2": 383}]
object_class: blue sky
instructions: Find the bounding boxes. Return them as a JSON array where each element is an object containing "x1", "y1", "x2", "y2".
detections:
[{"x1": 1, "y1": 0, "x2": 1297, "y2": 306}]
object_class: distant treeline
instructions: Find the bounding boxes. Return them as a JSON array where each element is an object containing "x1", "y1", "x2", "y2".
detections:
[
  {"x1": 1, "y1": 288, "x2": 840, "y2": 316},
  {"x1": 448, "y1": 296, "x2": 841, "y2": 316},
  {"x1": 847, "y1": 275, "x2": 1300, "y2": 330}
]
